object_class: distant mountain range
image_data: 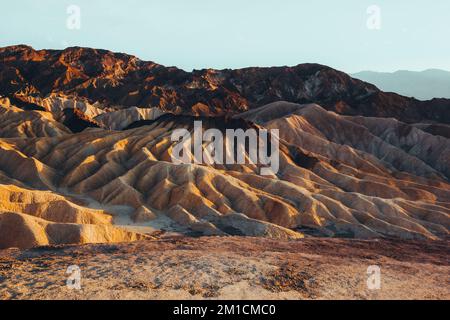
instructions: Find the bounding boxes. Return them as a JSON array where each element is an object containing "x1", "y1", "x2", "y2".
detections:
[{"x1": 352, "y1": 69, "x2": 450, "y2": 101}]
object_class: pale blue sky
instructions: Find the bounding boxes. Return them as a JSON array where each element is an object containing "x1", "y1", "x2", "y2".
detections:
[{"x1": 1, "y1": 0, "x2": 449, "y2": 73}]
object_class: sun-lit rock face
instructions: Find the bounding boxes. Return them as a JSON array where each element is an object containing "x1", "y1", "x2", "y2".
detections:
[
  {"x1": 1, "y1": 45, "x2": 449, "y2": 123},
  {"x1": 0, "y1": 102, "x2": 448, "y2": 249},
  {"x1": 0, "y1": 45, "x2": 448, "y2": 249},
  {"x1": 0, "y1": 211, "x2": 148, "y2": 250},
  {"x1": 0, "y1": 98, "x2": 71, "y2": 138},
  {"x1": 0, "y1": 184, "x2": 151, "y2": 249}
]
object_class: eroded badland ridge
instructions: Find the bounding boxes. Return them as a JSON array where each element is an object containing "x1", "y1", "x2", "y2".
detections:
[{"x1": 0, "y1": 45, "x2": 448, "y2": 300}]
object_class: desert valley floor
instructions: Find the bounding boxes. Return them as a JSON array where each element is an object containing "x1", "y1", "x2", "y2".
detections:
[{"x1": 1, "y1": 237, "x2": 449, "y2": 300}]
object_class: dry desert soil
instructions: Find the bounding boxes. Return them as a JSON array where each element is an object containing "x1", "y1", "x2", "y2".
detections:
[{"x1": 0, "y1": 236, "x2": 448, "y2": 300}]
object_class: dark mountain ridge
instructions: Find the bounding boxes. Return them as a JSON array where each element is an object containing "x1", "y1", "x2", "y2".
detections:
[{"x1": 0, "y1": 45, "x2": 449, "y2": 124}]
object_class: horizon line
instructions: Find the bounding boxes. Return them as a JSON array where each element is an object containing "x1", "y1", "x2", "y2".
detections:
[{"x1": 2, "y1": 43, "x2": 450, "y2": 75}]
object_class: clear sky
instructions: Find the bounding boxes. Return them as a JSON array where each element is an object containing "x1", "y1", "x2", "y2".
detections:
[{"x1": 2, "y1": 0, "x2": 449, "y2": 73}]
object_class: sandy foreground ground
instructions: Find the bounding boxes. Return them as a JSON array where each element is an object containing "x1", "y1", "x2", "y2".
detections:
[{"x1": 0, "y1": 237, "x2": 448, "y2": 300}]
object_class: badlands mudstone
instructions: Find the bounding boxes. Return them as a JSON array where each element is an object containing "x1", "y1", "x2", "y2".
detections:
[
  {"x1": 0, "y1": 45, "x2": 448, "y2": 249},
  {"x1": 0, "y1": 103, "x2": 448, "y2": 249}
]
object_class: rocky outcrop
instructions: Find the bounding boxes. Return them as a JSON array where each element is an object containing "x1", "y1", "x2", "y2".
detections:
[
  {"x1": 0, "y1": 98, "x2": 71, "y2": 138},
  {"x1": 0, "y1": 211, "x2": 147, "y2": 249},
  {"x1": 0, "y1": 184, "x2": 150, "y2": 249},
  {"x1": 1, "y1": 45, "x2": 449, "y2": 123}
]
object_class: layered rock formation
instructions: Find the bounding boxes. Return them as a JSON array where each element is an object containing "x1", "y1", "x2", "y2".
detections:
[
  {"x1": 0, "y1": 45, "x2": 448, "y2": 249},
  {"x1": 1, "y1": 45, "x2": 449, "y2": 123},
  {"x1": 0, "y1": 185, "x2": 149, "y2": 249}
]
